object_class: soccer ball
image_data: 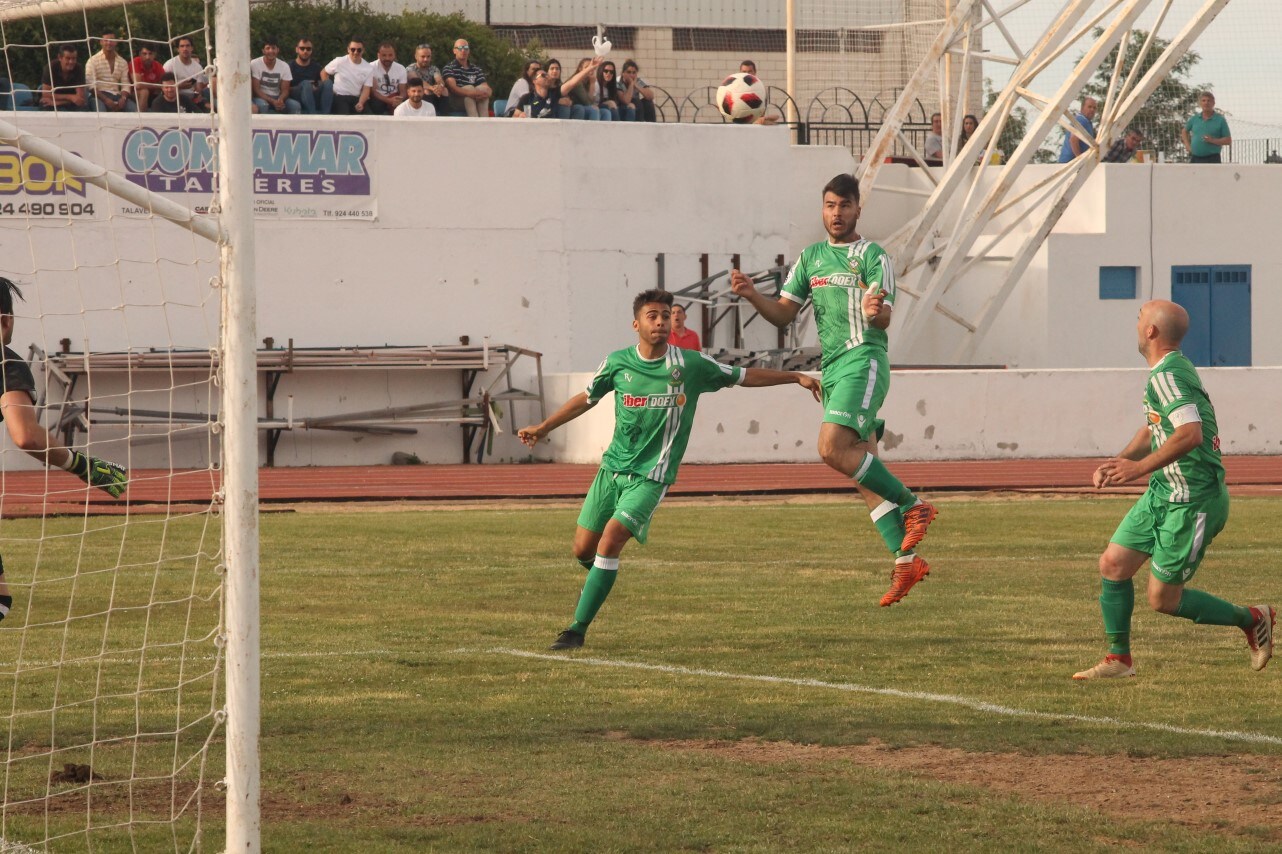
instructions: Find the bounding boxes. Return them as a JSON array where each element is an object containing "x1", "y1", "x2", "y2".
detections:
[{"x1": 716, "y1": 73, "x2": 767, "y2": 124}]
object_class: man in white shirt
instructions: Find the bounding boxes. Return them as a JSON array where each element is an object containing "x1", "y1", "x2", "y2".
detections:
[
  {"x1": 924, "y1": 112, "x2": 943, "y2": 162},
  {"x1": 163, "y1": 36, "x2": 209, "y2": 112},
  {"x1": 362, "y1": 42, "x2": 407, "y2": 115},
  {"x1": 250, "y1": 37, "x2": 300, "y2": 114},
  {"x1": 85, "y1": 30, "x2": 134, "y2": 112},
  {"x1": 321, "y1": 39, "x2": 373, "y2": 115},
  {"x1": 394, "y1": 78, "x2": 436, "y2": 118}
]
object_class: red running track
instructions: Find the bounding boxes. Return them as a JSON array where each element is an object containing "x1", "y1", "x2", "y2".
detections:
[{"x1": 3, "y1": 457, "x2": 1281, "y2": 516}]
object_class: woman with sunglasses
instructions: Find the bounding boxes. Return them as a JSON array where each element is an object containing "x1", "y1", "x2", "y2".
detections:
[{"x1": 596, "y1": 61, "x2": 624, "y2": 122}]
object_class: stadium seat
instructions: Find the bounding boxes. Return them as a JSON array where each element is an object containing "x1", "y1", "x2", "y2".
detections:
[
  {"x1": 10, "y1": 82, "x2": 39, "y2": 110},
  {"x1": 492, "y1": 99, "x2": 506, "y2": 117}
]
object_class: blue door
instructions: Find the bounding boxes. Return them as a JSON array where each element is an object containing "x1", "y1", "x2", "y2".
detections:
[{"x1": 1171, "y1": 265, "x2": 1251, "y2": 366}]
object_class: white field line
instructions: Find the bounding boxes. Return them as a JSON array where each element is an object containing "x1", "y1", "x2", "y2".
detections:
[{"x1": 479, "y1": 647, "x2": 1282, "y2": 747}]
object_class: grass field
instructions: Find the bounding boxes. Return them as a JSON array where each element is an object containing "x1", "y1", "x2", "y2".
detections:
[{"x1": 8, "y1": 494, "x2": 1282, "y2": 851}]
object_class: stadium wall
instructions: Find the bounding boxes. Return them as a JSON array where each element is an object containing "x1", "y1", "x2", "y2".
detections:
[
  {"x1": 0, "y1": 117, "x2": 1276, "y2": 468},
  {"x1": 539, "y1": 367, "x2": 1282, "y2": 464}
]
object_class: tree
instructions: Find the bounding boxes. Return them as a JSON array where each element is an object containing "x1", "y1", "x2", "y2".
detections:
[
  {"x1": 984, "y1": 78, "x2": 1034, "y2": 162},
  {"x1": 1080, "y1": 28, "x2": 1210, "y2": 161}
]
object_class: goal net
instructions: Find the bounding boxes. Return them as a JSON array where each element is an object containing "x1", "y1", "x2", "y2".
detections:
[{"x1": 0, "y1": 0, "x2": 256, "y2": 849}]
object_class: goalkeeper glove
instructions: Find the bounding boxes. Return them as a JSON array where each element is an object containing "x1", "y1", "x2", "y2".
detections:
[{"x1": 66, "y1": 451, "x2": 128, "y2": 499}]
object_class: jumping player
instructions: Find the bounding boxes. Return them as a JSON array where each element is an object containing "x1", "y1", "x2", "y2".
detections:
[{"x1": 730, "y1": 173, "x2": 937, "y2": 607}]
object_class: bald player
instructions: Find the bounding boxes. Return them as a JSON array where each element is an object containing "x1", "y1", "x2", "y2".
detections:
[{"x1": 1073, "y1": 300, "x2": 1274, "y2": 679}]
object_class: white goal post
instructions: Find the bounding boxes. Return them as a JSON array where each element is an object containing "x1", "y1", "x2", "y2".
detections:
[{"x1": 0, "y1": 0, "x2": 259, "y2": 848}]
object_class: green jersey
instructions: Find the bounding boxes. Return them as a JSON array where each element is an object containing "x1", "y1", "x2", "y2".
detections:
[
  {"x1": 1142, "y1": 351, "x2": 1224, "y2": 503},
  {"x1": 781, "y1": 238, "x2": 896, "y2": 369},
  {"x1": 586, "y1": 344, "x2": 744, "y2": 485}
]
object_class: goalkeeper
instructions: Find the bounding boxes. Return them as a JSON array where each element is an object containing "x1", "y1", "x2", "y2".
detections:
[{"x1": 0, "y1": 277, "x2": 128, "y2": 622}]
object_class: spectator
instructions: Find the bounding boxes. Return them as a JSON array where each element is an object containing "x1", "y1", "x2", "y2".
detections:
[
  {"x1": 1102, "y1": 128, "x2": 1144, "y2": 163},
  {"x1": 1058, "y1": 96, "x2": 1097, "y2": 162},
  {"x1": 958, "y1": 113, "x2": 979, "y2": 149},
  {"x1": 563, "y1": 57, "x2": 604, "y2": 121},
  {"x1": 322, "y1": 39, "x2": 373, "y2": 115},
  {"x1": 129, "y1": 43, "x2": 165, "y2": 111},
  {"x1": 289, "y1": 38, "x2": 332, "y2": 115},
  {"x1": 85, "y1": 30, "x2": 134, "y2": 112},
  {"x1": 364, "y1": 42, "x2": 407, "y2": 115},
  {"x1": 512, "y1": 69, "x2": 556, "y2": 119},
  {"x1": 442, "y1": 39, "x2": 491, "y2": 117},
  {"x1": 503, "y1": 59, "x2": 541, "y2": 117},
  {"x1": 38, "y1": 45, "x2": 89, "y2": 112},
  {"x1": 164, "y1": 36, "x2": 209, "y2": 112},
  {"x1": 394, "y1": 78, "x2": 436, "y2": 118},
  {"x1": 250, "y1": 37, "x2": 300, "y2": 115},
  {"x1": 596, "y1": 60, "x2": 630, "y2": 121},
  {"x1": 148, "y1": 72, "x2": 185, "y2": 113},
  {"x1": 1181, "y1": 91, "x2": 1231, "y2": 164},
  {"x1": 668, "y1": 304, "x2": 701, "y2": 350},
  {"x1": 406, "y1": 44, "x2": 447, "y2": 115},
  {"x1": 740, "y1": 60, "x2": 756, "y2": 75},
  {"x1": 924, "y1": 112, "x2": 943, "y2": 161},
  {"x1": 619, "y1": 59, "x2": 656, "y2": 122}
]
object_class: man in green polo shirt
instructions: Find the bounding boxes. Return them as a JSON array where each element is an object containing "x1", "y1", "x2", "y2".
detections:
[
  {"x1": 1181, "y1": 91, "x2": 1231, "y2": 164},
  {"x1": 1072, "y1": 299, "x2": 1273, "y2": 679},
  {"x1": 520, "y1": 289, "x2": 821, "y2": 650},
  {"x1": 730, "y1": 173, "x2": 938, "y2": 608}
]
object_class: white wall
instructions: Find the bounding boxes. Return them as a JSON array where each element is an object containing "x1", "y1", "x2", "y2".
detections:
[
  {"x1": 1, "y1": 115, "x2": 1276, "y2": 469},
  {"x1": 876, "y1": 162, "x2": 1281, "y2": 369},
  {"x1": 541, "y1": 366, "x2": 1282, "y2": 464}
]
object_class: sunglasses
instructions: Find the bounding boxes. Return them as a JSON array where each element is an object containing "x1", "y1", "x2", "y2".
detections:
[
  {"x1": 455, "y1": 45, "x2": 470, "y2": 51},
  {"x1": 348, "y1": 47, "x2": 363, "y2": 53},
  {"x1": 298, "y1": 46, "x2": 312, "y2": 51}
]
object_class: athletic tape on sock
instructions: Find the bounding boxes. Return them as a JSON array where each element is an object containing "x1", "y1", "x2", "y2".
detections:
[
  {"x1": 853, "y1": 452, "x2": 875, "y2": 481},
  {"x1": 869, "y1": 500, "x2": 898, "y2": 522},
  {"x1": 593, "y1": 555, "x2": 620, "y2": 572}
]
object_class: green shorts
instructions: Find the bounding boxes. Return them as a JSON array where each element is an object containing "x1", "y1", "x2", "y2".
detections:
[
  {"x1": 1110, "y1": 487, "x2": 1230, "y2": 584},
  {"x1": 577, "y1": 467, "x2": 669, "y2": 545},
  {"x1": 821, "y1": 348, "x2": 889, "y2": 442}
]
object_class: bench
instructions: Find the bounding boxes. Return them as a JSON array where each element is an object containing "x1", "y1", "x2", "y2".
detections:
[{"x1": 39, "y1": 340, "x2": 546, "y2": 465}]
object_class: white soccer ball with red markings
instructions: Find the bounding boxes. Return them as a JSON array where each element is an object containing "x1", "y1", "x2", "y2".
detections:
[{"x1": 716, "y1": 72, "x2": 767, "y2": 123}]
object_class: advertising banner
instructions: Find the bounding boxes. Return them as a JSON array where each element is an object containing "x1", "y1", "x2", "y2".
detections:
[{"x1": 0, "y1": 123, "x2": 377, "y2": 222}]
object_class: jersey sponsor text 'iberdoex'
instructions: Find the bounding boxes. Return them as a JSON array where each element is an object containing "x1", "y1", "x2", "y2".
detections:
[
  {"x1": 585, "y1": 345, "x2": 744, "y2": 485},
  {"x1": 780, "y1": 238, "x2": 895, "y2": 369},
  {"x1": 1143, "y1": 350, "x2": 1224, "y2": 503}
]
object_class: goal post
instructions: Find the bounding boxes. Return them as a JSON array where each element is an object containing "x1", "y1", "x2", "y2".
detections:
[
  {"x1": 0, "y1": 0, "x2": 259, "y2": 848},
  {"x1": 214, "y1": 0, "x2": 261, "y2": 848}
]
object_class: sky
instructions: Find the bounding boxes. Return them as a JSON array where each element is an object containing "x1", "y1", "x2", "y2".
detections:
[{"x1": 988, "y1": 0, "x2": 1281, "y2": 137}]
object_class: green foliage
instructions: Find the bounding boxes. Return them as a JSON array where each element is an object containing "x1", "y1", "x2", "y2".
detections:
[
  {"x1": 984, "y1": 78, "x2": 1031, "y2": 162},
  {"x1": 0, "y1": 0, "x2": 529, "y2": 102},
  {"x1": 1081, "y1": 27, "x2": 1210, "y2": 162},
  {"x1": 248, "y1": 0, "x2": 526, "y2": 96}
]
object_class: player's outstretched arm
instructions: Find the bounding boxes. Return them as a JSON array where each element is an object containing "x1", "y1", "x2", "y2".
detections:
[
  {"x1": 518, "y1": 392, "x2": 596, "y2": 447},
  {"x1": 1, "y1": 390, "x2": 128, "y2": 498},
  {"x1": 730, "y1": 270, "x2": 800, "y2": 329},
  {"x1": 741, "y1": 369, "x2": 822, "y2": 402}
]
